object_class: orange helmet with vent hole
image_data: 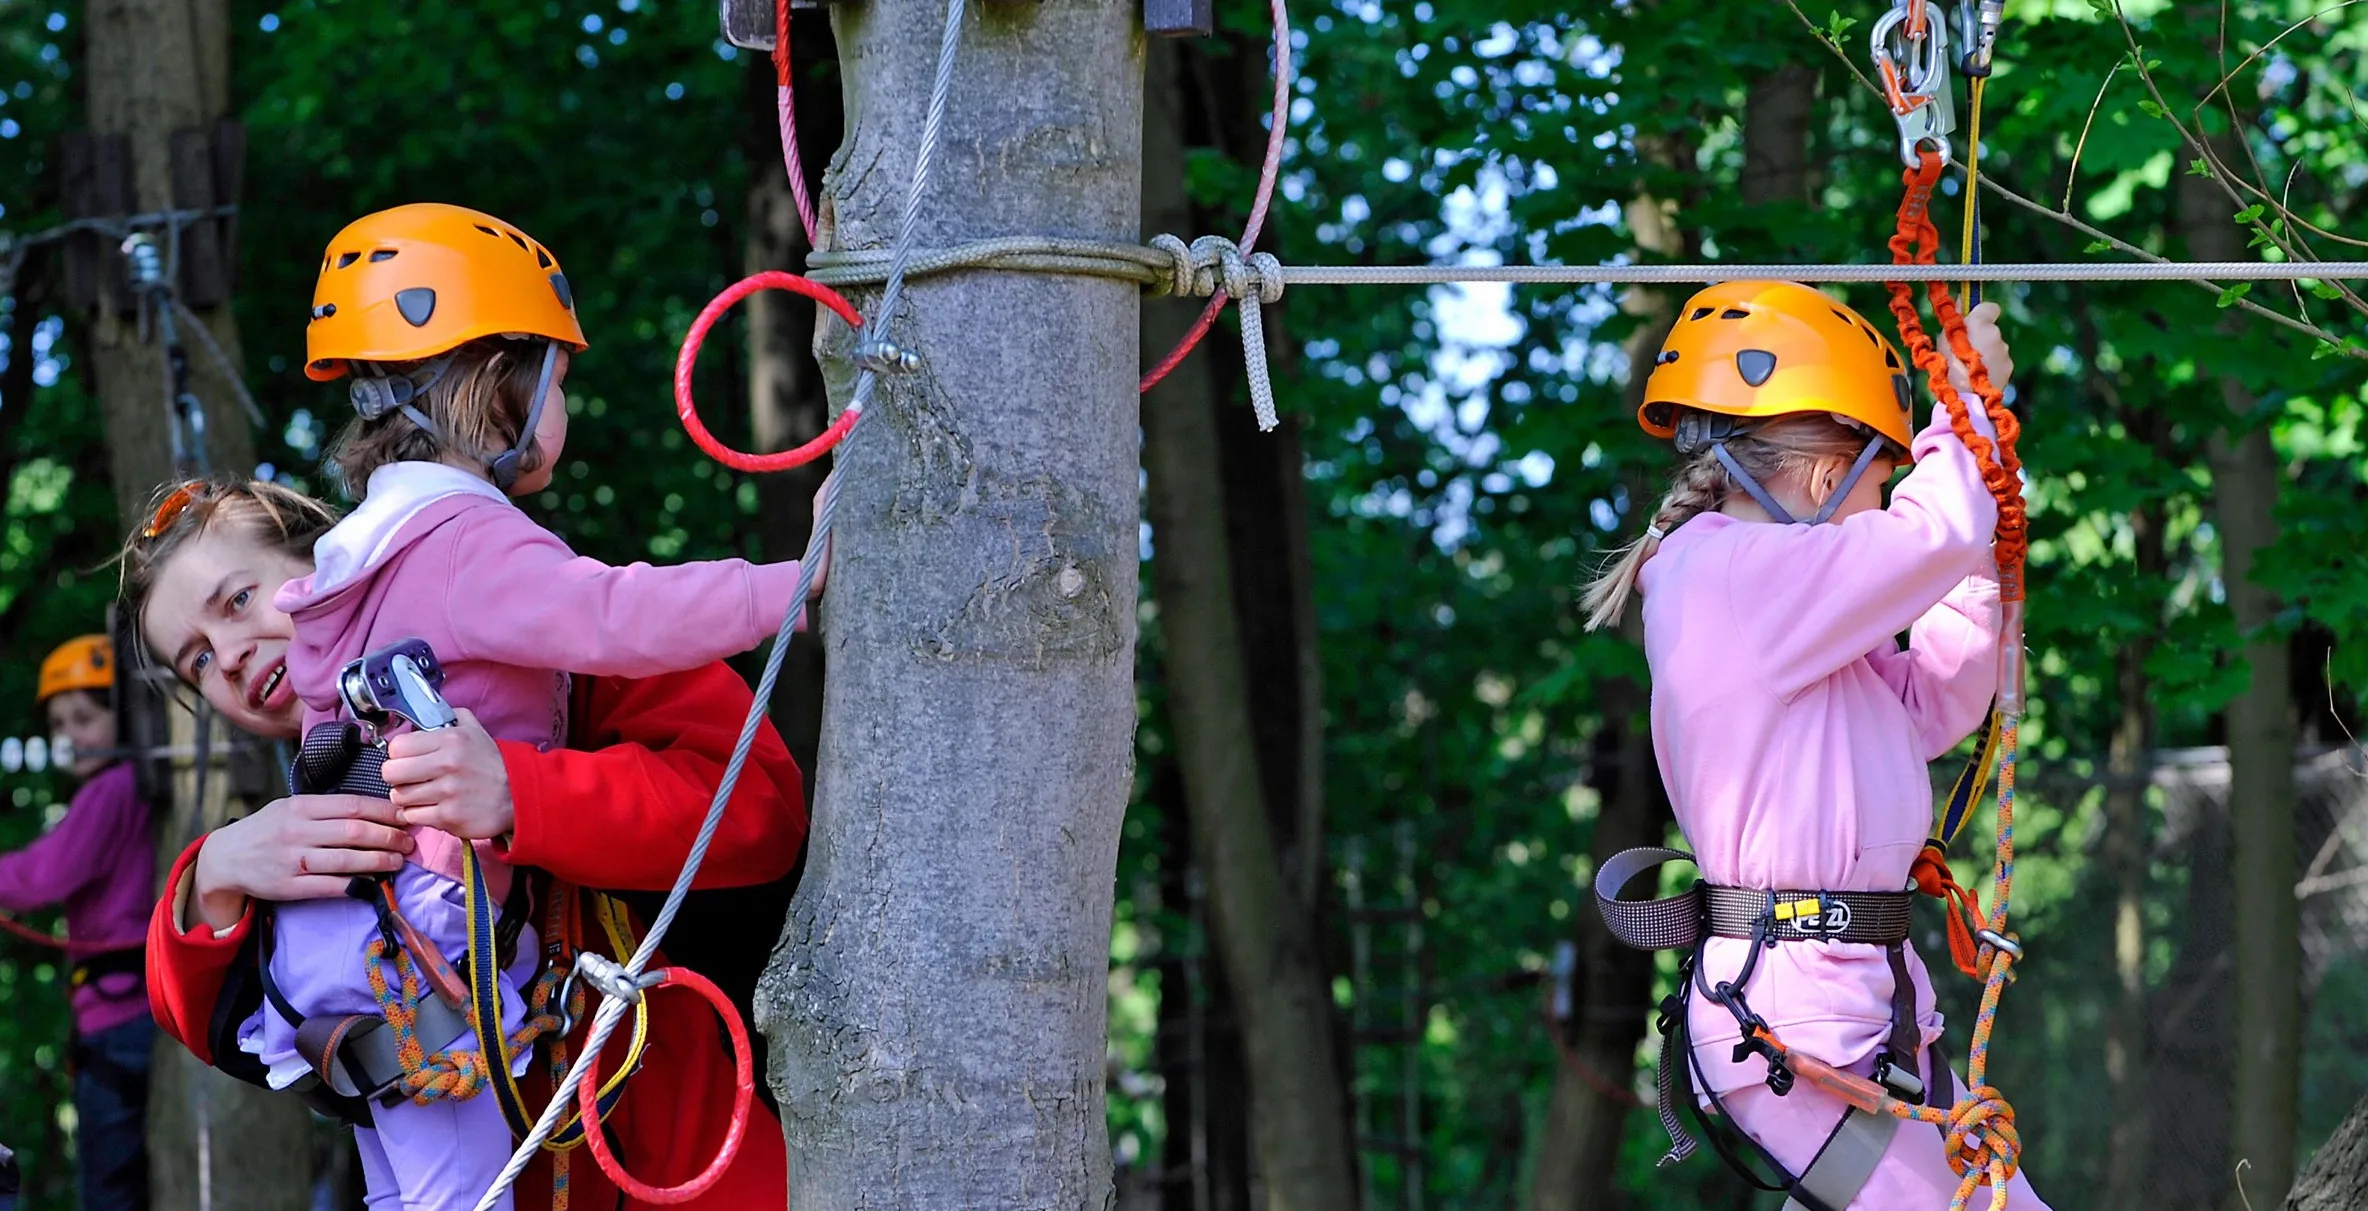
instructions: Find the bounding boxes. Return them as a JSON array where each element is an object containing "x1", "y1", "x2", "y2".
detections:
[
  {"x1": 38, "y1": 635, "x2": 112, "y2": 704},
  {"x1": 305, "y1": 203, "x2": 588, "y2": 381},
  {"x1": 1638, "y1": 280, "x2": 1918, "y2": 458}
]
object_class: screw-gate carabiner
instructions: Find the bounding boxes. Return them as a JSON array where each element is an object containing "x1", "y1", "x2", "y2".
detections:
[
  {"x1": 1871, "y1": 3, "x2": 1955, "y2": 166},
  {"x1": 1958, "y1": 0, "x2": 2004, "y2": 78}
]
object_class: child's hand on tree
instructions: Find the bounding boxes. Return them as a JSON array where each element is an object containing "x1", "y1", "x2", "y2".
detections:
[
  {"x1": 805, "y1": 471, "x2": 835, "y2": 600},
  {"x1": 382, "y1": 708, "x2": 516, "y2": 841},
  {"x1": 1941, "y1": 300, "x2": 2014, "y2": 403}
]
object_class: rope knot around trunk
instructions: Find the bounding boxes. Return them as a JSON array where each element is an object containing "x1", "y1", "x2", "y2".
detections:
[{"x1": 1149, "y1": 234, "x2": 1286, "y2": 431}]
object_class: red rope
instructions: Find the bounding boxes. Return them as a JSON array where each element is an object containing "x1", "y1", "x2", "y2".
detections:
[
  {"x1": 1138, "y1": 0, "x2": 1295, "y2": 394},
  {"x1": 675, "y1": 271, "x2": 866, "y2": 472},
  {"x1": 1885, "y1": 151, "x2": 2028, "y2": 602},
  {"x1": 0, "y1": 913, "x2": 143, "y2": 952},
  {"x1": 773, "y1": 0, "x2": 819, "y2": 248},
  {"x1": 576, "y1": 968, "x2": 755, "y2": 1205}
]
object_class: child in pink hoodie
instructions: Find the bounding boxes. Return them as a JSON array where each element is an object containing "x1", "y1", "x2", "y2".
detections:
[
  {"x1": 1586, "y1": 282, "x2": 2049, "y2": 1209},
  {"x1": 240, "y1": 204, "x2": 824, "y2": 1210}
]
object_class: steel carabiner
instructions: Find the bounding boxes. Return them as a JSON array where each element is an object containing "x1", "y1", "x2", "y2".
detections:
[{"x1": 1870, "y1": 3, "x2": 1956, "y2": 166}]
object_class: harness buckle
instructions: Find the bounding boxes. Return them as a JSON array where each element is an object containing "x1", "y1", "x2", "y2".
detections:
[
  {"x1": 1773, "y1": 893, "x2": 1855, "y2": 940},
  {"x1": 1730, "y1": 1024, "x2": 1795, "y2": 1097},
  {"x1": 1873, "y1": 1049, "x2": 1926, "y2": 1101}
]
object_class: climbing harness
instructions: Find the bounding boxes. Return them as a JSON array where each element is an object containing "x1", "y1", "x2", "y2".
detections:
[
  {"x1": 1596, "y1": 7, "x2": 2030, "y2": 1211},
  {"x1": 1596, "y1": 849, "x2": 1954, "y2": 1211},
  {"x1": 208, "y1": 639, "x2": 700, "y2": 1211}
]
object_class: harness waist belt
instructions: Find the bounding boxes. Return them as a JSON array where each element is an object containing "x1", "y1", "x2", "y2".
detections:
[
  {"x1": 1703, "y1": 886, "x2": 1913, "y2": 946},
  {"x1": 1595, "y1": 847, "x2": 1916, "y2": 950}
]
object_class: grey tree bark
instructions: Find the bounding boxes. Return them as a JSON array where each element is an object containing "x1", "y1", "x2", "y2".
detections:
[
  {"x1": 1140, "y1": 31, "x2": 1356, "y2": 1211},
  {"x1": 82, "y1": 3, "x2": 306, "y2": 1209},
  {"x1": 2180, "y1": 130, "x2": 2300, "y2": 1209},
  {"x1": 2287, "y1": 1091, "x2": 2368, "y2": 1211},
  {"x1": 755, "y1": 1, "x2": 1143, "y2": 1205}
]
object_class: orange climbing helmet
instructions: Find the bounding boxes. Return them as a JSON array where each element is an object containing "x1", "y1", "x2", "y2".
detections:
[
  {"x1": 304, "y1": 203, "x2": 587, "y2": 381},
  {"x1": 1639, "y1": 280, "x2": 1918, "y2": 459},
  {"x1": 38, "y1": 635, "x2": 112, "y2": 704}
]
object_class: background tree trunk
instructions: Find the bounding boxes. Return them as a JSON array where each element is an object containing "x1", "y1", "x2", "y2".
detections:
[
  {"x1": 1139, "y1": 28, "x2": 1358, "y2": 1208},
  {"x1": 2102, "y1": 506, "x2": 2163, "y2": 1211},
  {"x1": 2180, "y1": 130, "x2": 2300, "y2": 1208},
  {"x1": 1525, "y1": 69, "x2": 1734, "y2": 1209},
  {"x1": 82, "y1": 3, "x2": 305, "y2": 1209},
  {"x1": 756, "y1": 0, "x2": 1142, "y2": 1203},
  {"x1": 2288, "y1": 1090, "x2": 2368, "y2": 1211}
]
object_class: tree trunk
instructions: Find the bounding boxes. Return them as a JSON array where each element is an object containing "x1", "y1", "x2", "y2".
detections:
[
  {"x1": 1144, "y1": 36, "x2": 1333, "y2": 1210},
  {"x1": 84, "y1": 0, "x2": 255, "y2": 521},
  {"x1": 1740, "y1": 65, "x2": 1816, "y2": 210},
  {"x1": 2287, "y1": 1090, "x2": 2368, "y2": 1210},
  {"x1": 2181, "y1": 135, "x2": 2300, "y2": 1208},
  {"x1": 1526, "y1": 636, "x2": 1668, "y2": 1211},
  {"x1": 83, "y1": 3, "x2": 305, "y2": 1209},
  {"x1": 1139, "y1": 30, "x2": 1359, "y2": 1210},
  {"x1": 2102, "y1": 494, "x2": 2163, "y2": 1211},
  {"x1": 755, "y1": 0, "x2": 1142, "y2": 1204}
]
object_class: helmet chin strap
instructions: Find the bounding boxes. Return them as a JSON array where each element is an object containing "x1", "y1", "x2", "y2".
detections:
[
  {"x1": 1711, "y1": 435, "x2": 1890, "y2": 526},
  {"x1": 488, "y1": 340, "x2": 560, "y2": 491}
]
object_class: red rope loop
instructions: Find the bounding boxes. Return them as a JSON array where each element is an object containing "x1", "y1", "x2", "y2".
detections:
[
  {"x1": 576, "y1": 967, "x2": 755, "y2": 1205},
  {"x1": 1886, "y1": 151, "x2": 2028, "y2": 603},
  {"x1": 675, "y1": 271, "x2": 866, "y2": 473}
]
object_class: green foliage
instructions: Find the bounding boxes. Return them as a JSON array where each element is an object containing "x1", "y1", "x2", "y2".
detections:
[{"x1": 0, "y1": 0, "x2": 2361, "y2": 1206}]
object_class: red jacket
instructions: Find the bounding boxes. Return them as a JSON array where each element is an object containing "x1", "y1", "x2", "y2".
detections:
[{"x1": 145, "y1": 660, "x2": 806, "y2": 1210}]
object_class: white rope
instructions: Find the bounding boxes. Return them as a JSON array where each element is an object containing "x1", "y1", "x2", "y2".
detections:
[
  {"x1": 466, "y1": 0, "x2": 968, "y2": 1203},
  {"x1": 1276, "y1": 260, "x2": 2368, "y2": 284},
  {"x1": 1149, "y1": 234, "x2": 1286, "y2": 429}
]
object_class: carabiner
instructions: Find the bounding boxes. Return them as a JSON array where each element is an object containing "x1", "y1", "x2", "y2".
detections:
[
  {"x1": 1958, "y1": 0, "x2": 2004, "y2": 79},
  {"x1": 1870, "y1": 3, "x2": 1955, "y2": 166}
]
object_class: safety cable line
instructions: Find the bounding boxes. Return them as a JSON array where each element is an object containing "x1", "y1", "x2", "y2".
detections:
[
  {"x1": 807, "y1": 235, "x2": 2368, "y2": 288},
  {"x1": 468, "y1": 0, "x2": 969, "y2": 1201}
]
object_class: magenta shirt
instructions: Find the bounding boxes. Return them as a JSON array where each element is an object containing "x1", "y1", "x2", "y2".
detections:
[
  {"x1": 0, "y1": 762, "x2": 155, "y2": 1037},
  {"x1": 1639, "y1": 403, "x2": 2004, "y2": 1095}
]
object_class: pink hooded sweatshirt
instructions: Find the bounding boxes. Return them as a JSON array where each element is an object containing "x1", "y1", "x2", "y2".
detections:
[
  {"x1": 243, "y1": 461, "x2": 806, "y2": 1095},
  {"x1": 1638, "y1": 401, "x2": 2002, "y2": 1101}
]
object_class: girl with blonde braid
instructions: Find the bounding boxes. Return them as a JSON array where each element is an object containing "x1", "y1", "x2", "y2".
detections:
[{"x1": 1588, "y1": 281, "x2": 2051, "y2": 1208}]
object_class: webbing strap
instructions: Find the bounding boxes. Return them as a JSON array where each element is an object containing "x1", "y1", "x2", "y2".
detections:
[
  {"x1": 1703, "y1": 886, "x2": 1914, "y2": 946},
  {"x1": 1596, "y1": 847, "x2": 1706, "y2": 951},
  {"x1": 1786, "y1": 1107, "x2": 1901, "y2": 1211},
  {"x1": 465, "y1": 846, "x2": 646, "y2": 1147},
  {"x1": 1935, "y1": 708, "x2": 2004, "y2": 848}
]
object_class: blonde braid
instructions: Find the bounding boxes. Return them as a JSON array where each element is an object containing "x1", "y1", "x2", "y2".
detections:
[
  {"x1": 1582, "y1": 453, "x2": 1728, "y2": 632},
  {"x1": 1582, "y1": 413, "x2": 1881, "y2": 632}
]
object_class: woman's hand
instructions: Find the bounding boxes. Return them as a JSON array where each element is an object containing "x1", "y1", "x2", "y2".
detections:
[
  {"x1": 382, "y1": 708, "x2": 517, "y2": 840},
  {"x1": 188, "y1": 795, "x2": 413, "y2": 930},
  {"x1": 1942, "y1": 300, "x2": 2014, "y2": 402}
]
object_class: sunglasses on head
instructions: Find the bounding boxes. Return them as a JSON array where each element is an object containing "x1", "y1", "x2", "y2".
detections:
[{"x1": 140, "y1": 481, "x2": 212, "y2": 540}]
